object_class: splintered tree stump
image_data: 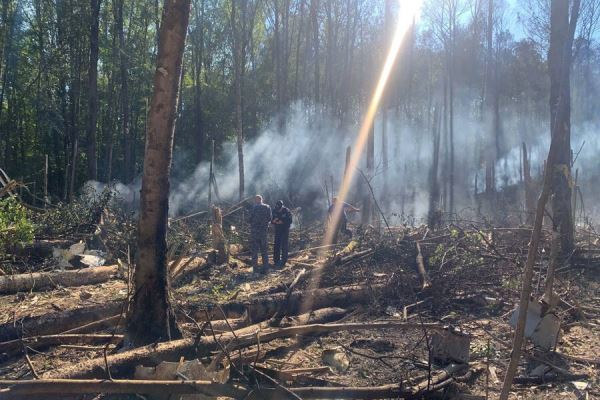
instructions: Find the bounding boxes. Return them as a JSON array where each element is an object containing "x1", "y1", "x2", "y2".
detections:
[{"x1": 210, "y1": 206, "x2": 229, "y2": 264}]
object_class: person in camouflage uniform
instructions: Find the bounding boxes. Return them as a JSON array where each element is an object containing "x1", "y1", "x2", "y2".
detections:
[{"x1": 250, "y1": 195, "x2": 272, "y2": 273}]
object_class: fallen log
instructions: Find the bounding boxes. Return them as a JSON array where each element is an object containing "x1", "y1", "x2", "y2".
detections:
[
  {"x1": 0, "y1": 379, "x2": 248, "y2": 399},
  {"x1": 5, "y1": 363, "x2": 467, "y2": 399},
  {"x1": 198, "y1": 283, "x2": 384, "y2": 323},
  {"x1": 0, "y1": 334, "x2": 123, "y2": 360},
  {"x1": 44, "y1": 315, "x2": 445, "y2": 380},
  {"x1": 0, "y1": 265, "x2": 119, "y2": 294},
  {"x1": 0, "y1": 302, "x2": 123, "y2": 342}
]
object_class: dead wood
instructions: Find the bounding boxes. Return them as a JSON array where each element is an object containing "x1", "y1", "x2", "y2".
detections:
[
  {"x1": 513, "y1": 372, "x2": 588, "y2": 384},
  {"x1": 269, "y1": 268, "x2": 307, "y2": 326},
  {"x1": 5, "y1": 362, "x2": 466, "y2": 399},
  {"x1": 199, "y1": 283, "x2": 384, "y2": 323},
  {"x1": 415, "y1": 242, "x2": 431, "y2": 289},
  {"x1": 0, "y1": 302, "x2": 123, "y2": 342},
  {"x1": 43, "y1": 313, "x2": 445, "y2": 380},
  {"x1": 0, "y1": 334, "x2": 123, "y2": 360},
  {"x1": 0, "y1": 379, "x2": 248, "y2": 399},
  {"x1": 256, "y1": 362, "x2": 467, "y2": 399},
  {"x1": 0, "y1": 265, "x2": 119, "y2": 294}
]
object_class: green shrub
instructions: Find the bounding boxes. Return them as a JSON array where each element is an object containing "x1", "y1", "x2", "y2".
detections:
[{"x1": 0, "y1": 196, "x2": 34, "y2": 252}]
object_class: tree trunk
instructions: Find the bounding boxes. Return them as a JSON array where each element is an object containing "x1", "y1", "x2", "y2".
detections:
[
  {"x1": 126, "y1": 0, "x2": 191, "y2": 346},
  {"x1": 86, "y1": 0, "x2": 101, "y2": 181},
  {"x1": 192, "y1": 0, "x2": 205, "y2": 165},
  {"x1": 548, "y1": 0, "x2": 579, "y2": 257},
  {"x1": 115, "y1": 0, "x2": 131, "y2": 183},
  {"x1": 499, "y1": 2, "x2": 580, "y2": 397},
  {"x1": 362, "y1": 122, "x2": 374, "y2": 224},
  {"x1": 428, "y1": 105, "x2": 441, "y2": 228},
  {"x1": 310, "y1": 0, "x2": 319, "y2": 104},
  {"x1": 231, "y1": 0, "x2": 245, "y2": 200}
]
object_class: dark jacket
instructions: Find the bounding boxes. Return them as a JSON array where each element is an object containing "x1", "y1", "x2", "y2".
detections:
[
  {"x1": 272, "y1": 206, "x2": 292, "y2": 229},
  {"x1": 250, "y1": 203, "x2": 272, "y2": 233}
]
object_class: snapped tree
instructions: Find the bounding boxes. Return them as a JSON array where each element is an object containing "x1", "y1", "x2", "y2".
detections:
[{"x1": 126, "y1": 0, "x2": 191, "y2": 346}]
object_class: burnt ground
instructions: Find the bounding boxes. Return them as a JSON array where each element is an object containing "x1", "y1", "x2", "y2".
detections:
[{"x1": 1, "y1": 215, "x2": 600, "y2": 399}]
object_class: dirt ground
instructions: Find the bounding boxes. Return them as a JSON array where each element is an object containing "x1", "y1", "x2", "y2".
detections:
[{"x1": 1, "y1": 221, "x2": 600, "y2": 399}]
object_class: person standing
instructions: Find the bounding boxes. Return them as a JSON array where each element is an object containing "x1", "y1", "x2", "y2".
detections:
[
  {"x1": 328, "y1": 197, "x2": 360, "y2": 240},
  {"x1": 271, "y1": 200, "x2": 292, "y2": 267},
  {"x1": 250, "y1": 195, "x2": 272, "y2": 273}
]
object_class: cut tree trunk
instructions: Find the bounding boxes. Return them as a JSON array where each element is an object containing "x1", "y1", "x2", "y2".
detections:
[
  {"x1": 126, "y1": 0, "x2": 191, "y2": 346},
  {"x1": 43, "y1": 316, "x2": 444, "y2": 380},
  {"x1": 0, "y1": 265, "x2": 119, "y2": 294},
  {"x1": 194, "y1": 283, "x2": 384, "y2": 323},
  {"x1": 0, "y1": 302, "x2": 123, "y2": 342},
  {"x1": 2, "y1": 364, "x2": 466, "y2": 400},
  {"x1": 0, "y1": 334, "x2": 123, "y2": 361}
]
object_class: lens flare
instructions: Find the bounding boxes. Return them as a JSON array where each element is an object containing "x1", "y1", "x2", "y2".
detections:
[{"x1": 304, "y1": 0, "x2": 423, "y2": 299}]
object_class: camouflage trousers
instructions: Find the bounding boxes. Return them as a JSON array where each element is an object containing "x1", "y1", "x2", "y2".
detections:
[{"x1": 250, "y1": 232, "x2": 269, "y2": 267}]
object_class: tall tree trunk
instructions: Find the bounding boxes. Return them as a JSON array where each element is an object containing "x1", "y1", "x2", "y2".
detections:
[
  {"x1": 192, "y1": 0, "x2": 205, "y2": 165},
  {"x1": 115, "y1": 0, "x2": 131, "y2": 183},
  {"x1": 362, "y1": 123, "x2": 374, "y2": 224},
  {"x1": 231, "y1": 0, "x2": 245, "y2": 200},
  {"x1": 428, "y1": 105, "x2": 441, "y2": 228},
  {"x1": 499, "y1": 2, "x2": 580, "y2": 397},
  {"x1": 448, "y1": 8, "x2": 456, "y2": 216},
  {"x1": 310, "y1": 0, "x2": 319, "y2": 104},
  {"x1": 549, "y1": 0, "x2": 579, "y2": 257},
  {"x1": 86, "y1": 0, "x2": 101, "y2": 181},
  {"x1": 126, "y1": 0, "x2": 191, "y2": 346}
]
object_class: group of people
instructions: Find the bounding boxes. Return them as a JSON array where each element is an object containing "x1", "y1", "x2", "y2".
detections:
[
  {"x1": 249, "y1": 195, "x2": 293, "y2": 273},
  {"x1": 249, "y1": 195, "x2": 360, "y2": 274}
]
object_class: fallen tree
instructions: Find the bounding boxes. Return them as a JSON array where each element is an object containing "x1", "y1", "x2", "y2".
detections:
[
  {"x1": 43, "y1": 313, "x2": 445, "y2": 380},
  {"x1": 0, "y1": 302, "x2": 123, "y2": 342},
  {"x1": 196, "y1": 283, "x2": 384, "y2": 322},
  {"x1": 2, "y1": 363, "x2": 467, "y2": 399},
  {"x1": 0, "y1": 334, "x2": 123, "y2": 360},
  {"x1": 0, "y1": 265, "x2": 119, "y2": 294}
]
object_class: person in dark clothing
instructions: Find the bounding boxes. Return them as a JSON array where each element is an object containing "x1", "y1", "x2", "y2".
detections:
[
  {"x1": 328, "y1": 196, "x2": 360, "y2": 239},
  {"x1": 271, "y1": 200, "x2": 292, "y2": 267},
  {"x1": 250, "y1": 195, "x2": 272, "y2": 273}
]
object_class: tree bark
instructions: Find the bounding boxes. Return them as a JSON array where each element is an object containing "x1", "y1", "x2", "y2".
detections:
[
  {"x1": 0, "y1": 265, "x2": 118, "y2": 294},
  {"x1": 548, "y1": 0, "x2": 579, "y2": 257},
  {"x1": 231, "y1": 0, "x2": 245, "y2": 200},
  {"x1": 86, "y1": 0, "x2": 101, "y2": 181},
  {"x1": 126, "y1": 0, "x2": 191, "y2": 346},
  {"x1": 192, "y1": 0, "x2": 205, "y2": 165},
  {"x1": 310, "y1": 0, "x2": 319, "y2": 104},
  {"x1": 114, "y1": 0, "x2": 132, "y2": 183},
  {"x1": 499, "y1": 3, "x2": 581, "y2": 397}
]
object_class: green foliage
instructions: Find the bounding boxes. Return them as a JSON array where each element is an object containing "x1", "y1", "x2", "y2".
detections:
[
  {"x1": 31, "y1": 188, "x2": 113, "y2": 239},
  {"x1": 0, "y1": 196, "x2": 34, "y2": 252}
]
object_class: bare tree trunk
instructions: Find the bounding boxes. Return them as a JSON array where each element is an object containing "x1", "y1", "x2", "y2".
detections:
[
  {"x1": 499, "y1": 1, "x2": 580, "y2": 397},
  {"x1": 86, "y1": 0, "x2": 101, "y2": 181},
  {"x1": 428, "y1": 105, "x2": 441, "y2": 228},
  {"x1": 126, "y1": 0, "x2": 191, "y2": 346},
  {"x1": 310, "y1": 0, "x2": 319, "y2": 104},
  {"x1": 522, "y1": 142, "x2": 535, "y2": 224},
  {"x1": 193, "y1": 0, "x2": 205, "y2": 165},
  {"x1": 115, "y1": 0, "x2": 131, "y2": 183},
  {"x1": 549, "y1": 0, "x2": 579, "y2": 257},
  {"x1": 231, "y1": 0, "x2": 245, "y2": 200},
  {"x1": 362, "y1": 123, "x2": 374, "y2": 225}
]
